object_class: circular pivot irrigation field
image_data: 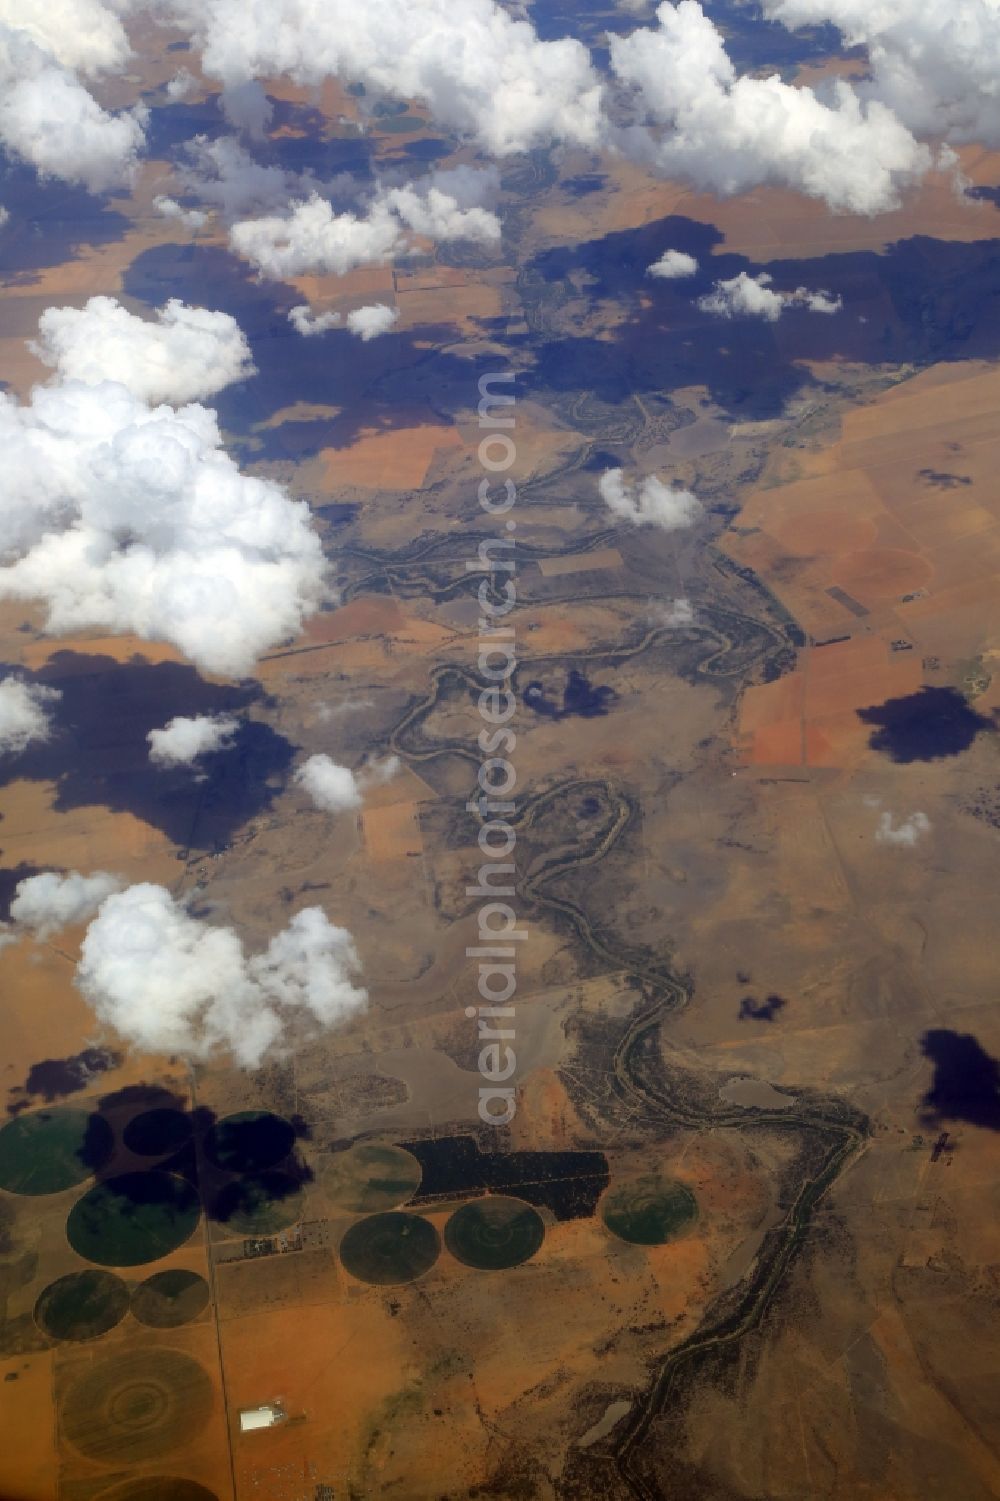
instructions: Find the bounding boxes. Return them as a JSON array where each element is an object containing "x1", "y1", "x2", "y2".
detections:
[
  {"x1": 339, "y1": 1211, "x2": 441, "y2": 1285},
  {"x1": 0, "y1": 1109, "x2": 113, "y2": 1195},
  {"x1": 443, "y1": 1196, "x2": 545, "y2": 1270},
  {"x1": 66, "y1": 1173, "x2": 201, "y2": 1266},
  {"x1": 34, "y1": 1270, "x2": 130, "y2": 1343},
  {"x1": 601, "y1": 1176, "x2": 698, "y2": 1246},
  {"x1": 203, "y1": 1112, "x2": 296, "y2": 1174},
  {"x1": 210, "y1": 1171, "x2": 304, "y2": 1236},
  {"x1": 320, "y1": 1141, "x2": 422, "y2": 1213},
  {"x1": 131, "y1": 1269, "x2": 210, "y2": 1329},
  {"x1": 60, "y1": 1348, "x2": 214, "y2": 1465}
]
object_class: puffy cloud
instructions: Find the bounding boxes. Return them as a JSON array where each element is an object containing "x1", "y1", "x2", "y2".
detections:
[
  {"x1": 180, "y1": 134, "x2": 318, "y2": 218},
  {"x1": 0, "y1": 0, "x2": 130, "y2": 75},
  {"x1": 698, "y1": 270, "x2": 842, "y2": 319},
  {"x1": 346, "y1": 303, "x2": 399, "y2": 340},
  {"x1": 294, "y1": 752, "x2": 400, "y2": 813},
  {"x1": 647, "y1": 248, "x2": 698, "y2": 279},
  {"x1": 154, "y1": 194, "x2": 209, "y2": 230},
  {"x1": 875, "y1": 810, "x2": 931, "y2": 847},
  {"x1": 76, "y1": 883, "x2": 367, "y2": 1068},
  {"x1": 10, "y1": 869, "x2": 121, "y2": 937},
  {"x1": 0, "y1": 676, "x2": 60, "y2": 754},
  {"x1": 599, "y1": 468, "x2": 703, "y2": 531},
  {"x1": 288, "y1": 305, "x2": 341, "y2": 336},
  {"x1": 219, "y1": 79, "x2": 273, "y2": 138},
  {"x1": 232, "y1": 192, "x2": 401, "y2": 280},
  {"x1": 364, "y1": 753, "x2": 402, "y2": 787},
  {"x1": 316, "y1": 696, "x2": 373, "y2": 721},
  {"x1": 147, "y1": 712, "x2": 240, "y2": 768},
  {"x1": 387, "y1": 165, "x2": 501, "y2": 238},
  {"x1": 0, "y1": 24, "x2": 145, "y2": 191},
  {"x1": 699, "y1": 271, "x2": 786, "y2": 321},
  {"x1": 609, "y1": 1, "x2": 929, "y2": 214},
  {"x1": 167, "y1": 0, "x2": 604, "y2": 157},
  {"x1": 799, "y1": 288, "x2": 843, "y2": 314},
  {"x1": 165, "y1": 68, "x2": 197, "y2": 102},
  {"x1": 653, "y1": 597, "x2": 695, "y2": 627},
  {"x1": 0, "y1": 319, "x2": 327, "y2": 677},
  {"x1": 763, "y1": 0, "x2": 1000, "y2": 147},
  {"x1": 32, "y1": 297, "x2": 255, "y2": 404},
  {"x1": 230, "y1": 167, "x2": 500, "y2": 281},
  {"x1": 294, "y1": 754, "x2": 362, "y2": 813},
  {"x1": 0, "y1": 205, "x2": 8, "y2": 226}
]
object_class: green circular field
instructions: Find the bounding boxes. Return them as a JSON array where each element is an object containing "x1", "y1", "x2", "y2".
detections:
[
  {"x1": 0, "y1": 1109, "x2": 114, "y2": 1196},
  {"x1": 131, "y1": 1269, "x2": 210, "y2": 1329},
  {"x1": 34, "y1": 1270, "x2": 130, "y2": 1342},
  {"x1": 339, "y1": 1212, "x2": 440, "y2": 1286},
  {"x1": 66, "y1": 1172, "x2": 201, "y2": 1267},
  {"x1": 60, "y1": 1348, "x2": 214, "y2": 1465},
  {"x1": 444, "y1": 1196, "x2": 545, "y2": 1270},
  {"x1": 96, "y1": 1482, "x2": 218, "y2": 1501},
  {"x1": 210, "y1": 1172, "x2": 304, "y2": 1236},
  {"x1": 124, "y1": 1110, "x2": 193, "y2": 1158},
  {"x1": 321, "y1": 1142, "x2": 422, "y2": 1213},
  {"x1": 204, "y1": 1112, "x2": 295, "y2": 1174},
  {"x1": 601, "y1": 1177, "x2": 698, "y2": 1246}
]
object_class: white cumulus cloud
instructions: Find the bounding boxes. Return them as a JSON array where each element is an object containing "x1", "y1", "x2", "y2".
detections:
[
  {"x1": 653, "y1": 597, "x2": 696, "y2": 627},
  {"x1": 875, "y1": 810, "x2": 931, "y2": 847},
  {"x1": 346, "y1": 303, "x2": 399, "y2": 340},
  {"x1": 294, "y1": 752, "x2": 400, "y2": 814},
  {"x1": 799, "y1": 288, "x2": 843, "y2": 314},
  {"x1": 0, "y1": 309, "x2": 327, "y2": 677},
  {"x1": 165, "y1": 68, "x2": 197, "y2": 102},
  {"x1": 0, "y1": 0, "x2": 130, "y2": 74},
  {"x1": 0, "y1": 676, "x2": 61, "y2": 754},
  {"x1": 288, "y1": 305, "x2": 342, "y2": 336},
  {"x1": 154, "y1": 195, "x2": 209, "y2": 230},
  {"x1": 231, "y1": 192, "x2": 401, "y2": 280},
  {"x1": 0, "y1": 23, "x2": 145, "y2": 191},
  {"x1": 32, "y1": 297, "x2": 255, "y2": 405},
  {"x1": 295, "y1": 755, "x2": 362, "y2": 813},
  {"x1": 219, "y1": 78, "x2": 273, "y2": 139},
  {"x1": 698, "y1": 271, "x2": 842, "y2": 320},
  {"x1": 75, "y1": 883, "x2": 367, "y2": 1068},
  {"x1": 610, "y1": 0, "x2": 929, "y2": 214},
  {"x1": 229, "y1": 166, "x2": 500, "y2": 281},
  {"x1": 599, "y1": 468, "x2": 703, "y2": 531},
  {"x1": 647, "y1": 248, "x2": 698, "y2": 279},
  {"x1": 10, "y1": 869, "x2": 121, "y2": 937},
  {"x1": 763, "y1": 0, "x2": 1000, "y2": 148},
  {"x1": 699, "y1": 271, "x2": 786, "y2": 321},
  {"x1": 148, "y1": 712, "x2": 240, "y2": 768},
  {"x1": 180, "y1": 134, "x2": 318, "y2": 218},
  {"x1": 166, "y1": 0, "x2": 605, "y2": 157}
]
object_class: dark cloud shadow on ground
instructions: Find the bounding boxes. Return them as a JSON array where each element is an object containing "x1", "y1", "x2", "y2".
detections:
[
  {"x1": 36, "y1": 1085, "x2": 318, "y2": 1230},
  {"x1": 858, "y1": 687, "x2": 995, "y2": 763},
  {"x1": 920, "y1": 1030, "x2": 1000, "y2": 1131},
  {"x1": 0, "y1": 651, "x2": 296, "y2": 850},
  {"x1": 738, "y1": 994, "x2": 787, "y2": 1022},
  {"x1": 5, "y1": 1049, "x2": 124, "y2": 1116},
  {"x1": 142, "y1": 97, "x2": 226, "y2": 159},
  {"x1": 528, "y1": 0, "x2": 848, "y2": 69},
  {"x1": 524, "y1": 217, "x2": 1000, "y2": 421},
  {"x1": 123, "y1": 244, "x2": 492, "y2": 455},
  {"x1": 0, "y1": 165, "x2": 130, "y2": 286}
]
